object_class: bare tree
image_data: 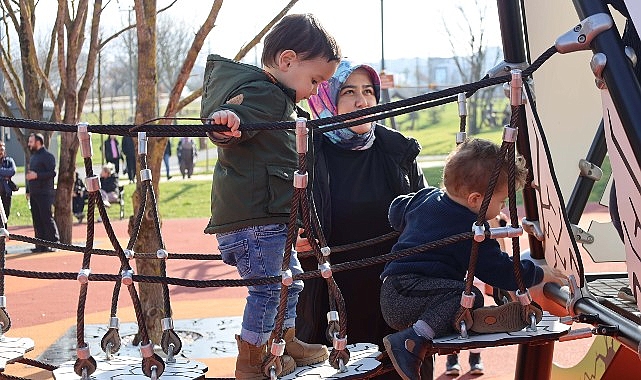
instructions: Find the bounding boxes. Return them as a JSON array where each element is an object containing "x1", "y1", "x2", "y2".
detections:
[
  {"x1": 443, "y1": 0, "x2": 501, "y2": 135},
  {"x1": 0, "y1": 1, "x2": 103, "y2": 243}
]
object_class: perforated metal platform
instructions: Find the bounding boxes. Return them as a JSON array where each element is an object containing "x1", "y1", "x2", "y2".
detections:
[
  {"x1": 53, "y1": 357, "x2": 207, "y2": 380},
  {"x1": 585, "y1": 273, "x2": 641, "y2": 321},
  {"x1": 431, "y1": 313, "x2": 570, "y2": 353},
  {"x1": 0, "y1": 337, "x2": 34, "y2": 371}
]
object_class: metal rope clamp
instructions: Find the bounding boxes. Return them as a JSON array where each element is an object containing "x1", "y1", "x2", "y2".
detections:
[
  {"x1": 124, "y1": 249, "x2": 135, "y2": 260},
  {"x1": 0, "y1": 296, "x2": 9, "y2": 334},
  {"x1": 101, "y1": 317, "x2": 121, "y2": 359},
  {"x1": 293, "y1": 171, "x2": 308, "y2": 189},
  {"x1": 555, "y1": 13, "x2": 613, "y2": 54},
  {"x1": 141, "y1": 343, "x2": 165, "y2": 380},
  {"x1": 296, "y1": 117, "x2": 308, "y2": 154},
  {"x1": 74, "y1": 344, "x2": 97, "y2": 379},
  {"x1": 490, "y1": 225, "x2": 523, "y2": 239},
  {"x1": 281, "y1": 269, "x2": 293, "y2": 286},
  {"x1": 77, "y1": 268, "x2": 91, "y2": 284},
  {"x1": 472, "y1": 223, "x2": 486, "y2": 242},
  {"x1": 156, "y1": 249, "x2": 168, "y2": 259},
  {"x1": 318, "y1": 262, "x2": 332, "y2": 278},
  {"x1": 161, "y1": 317, "x2": 182, "y2": 363},
  {"x1": 503, "y1": 126, "x2": 518, "y2": 143},
  {"x1": 320, "y1": 246, "x2": 331, "y2": 257},
  {"x1": 85, "y1": 176, "x2": 100, "y2": 193},
  {"x1": 516, "y1": 289, "x2": 538, "y2": 331},
  {"x1": 77, "y1": 123, "x2": 93, "y2": 159},
  {"x1": 138, "y1": 132, "x2": 148, "y2": 156},
  {"x1": 521, "y1": 218, "x2": 544, "y2": 241},
  {"x1": 121, "y1": 269, "x2": 134, "y2": 286}
]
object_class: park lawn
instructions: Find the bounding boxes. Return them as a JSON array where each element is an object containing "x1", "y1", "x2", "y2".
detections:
[{"x1": 6, "y1": 102, "x2": 607, "y2": 227}]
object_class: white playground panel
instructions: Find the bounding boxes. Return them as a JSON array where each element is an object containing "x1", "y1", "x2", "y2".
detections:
[
  {"x1": 53, "y1": 357, "x2": 207, "y2": 380},
  {"x1": 0, "y1": 337, "x2": 34, "y2": 371},
  {"x1": 523, "y1": 0, "x2": 626, "y2": 262}
]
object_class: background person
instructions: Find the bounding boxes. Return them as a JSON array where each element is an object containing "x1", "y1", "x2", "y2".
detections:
[
  {"x1": 121, "y1": 134, "x2": 136, "y2": 183},
  {"x1": 163, "y1": 139, "x2": 173, "y2": 180},
  {"x1": 26, "y1": 133, "x2": 59, "y2": 253},
  {"x1": 177, "y1": 137, "x2": 197, "y2": 179},
  {"x1": 99, "y1": 163, "x2": 119, "y2": 206},
  {"x1": 0, "y1": 141, "x2": 17, "y2": 219},
  {"x1": 103, "y1": 135, "x2": 122, "y2": 175},
  {"x1": 295, "y1": 60, "x2": 427, "y2": 379},
  {"x1": 72, "y1": 172, "x2": 88, "y2": 223},
  {"x1": 201, "y1": 13, "x2": 341, "y2": 379}
]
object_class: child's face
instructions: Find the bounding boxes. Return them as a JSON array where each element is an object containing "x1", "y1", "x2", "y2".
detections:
[
  {"x1": 278, "y1": 56, "x2": 338, "y2": 103},
  {"x1": 484, "y1": 186, "x2": 509, "y2": 219}
]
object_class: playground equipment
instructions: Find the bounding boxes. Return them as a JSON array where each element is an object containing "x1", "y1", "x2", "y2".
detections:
[{"x1": 0, "y1": 0, "x2": 640, "y2": 379}]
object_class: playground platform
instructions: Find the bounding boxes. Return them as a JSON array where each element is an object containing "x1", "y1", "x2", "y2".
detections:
[{"x1": 0, "y1": 202, "x2": 628, "y2": 379}]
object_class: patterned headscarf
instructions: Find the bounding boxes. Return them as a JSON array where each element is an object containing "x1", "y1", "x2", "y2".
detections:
[{"x1": 308, "y1": 60, "x2": 381, "y2": 150}]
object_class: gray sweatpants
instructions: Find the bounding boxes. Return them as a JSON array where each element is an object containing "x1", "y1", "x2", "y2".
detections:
[{"x1": 380, "y1": 273, "x2": 484, "y2": 338}]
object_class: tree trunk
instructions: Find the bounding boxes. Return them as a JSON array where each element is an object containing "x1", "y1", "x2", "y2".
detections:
[{"x1": 132, "y1": 0, "x2": 164, "y2": 344}]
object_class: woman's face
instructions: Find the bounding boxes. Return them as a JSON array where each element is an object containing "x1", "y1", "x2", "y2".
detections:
[{"x1": 336, "y1": 68, "x2": 378, "y2": 134}]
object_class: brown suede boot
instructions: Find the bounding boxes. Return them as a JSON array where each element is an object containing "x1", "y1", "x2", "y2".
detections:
[
  {"x1": 280, "y1": 328, "x2": 329, "y2": 366},
  {"x1": 235, "y1": 335, "x2": 296, "y2": 379}
]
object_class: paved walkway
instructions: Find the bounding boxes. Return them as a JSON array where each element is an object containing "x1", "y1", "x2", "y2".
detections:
[{"x1": 0, "y1": 204, "x2": 626, "y2": 379}]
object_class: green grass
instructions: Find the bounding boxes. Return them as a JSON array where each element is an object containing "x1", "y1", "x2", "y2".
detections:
[
  {"x1": 9, "y1": 180, "x2": 213, "y2": 227},
  {"x1": 7, "y1": 100, "x2": 604, "y2": 228}
]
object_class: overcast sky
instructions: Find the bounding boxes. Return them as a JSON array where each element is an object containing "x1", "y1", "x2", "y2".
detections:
[{"x1": 91, "y1": 0, "x2": 502, "y2": 65}]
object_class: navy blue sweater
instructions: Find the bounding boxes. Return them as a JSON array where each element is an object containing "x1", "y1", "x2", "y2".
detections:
[{"x1": 381, "y1": 187, "x2": 543, "y2": 290}]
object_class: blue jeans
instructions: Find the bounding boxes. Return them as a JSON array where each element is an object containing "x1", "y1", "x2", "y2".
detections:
[{"x1": 217, "y1": 223, "x2": 303, "y2": 345}]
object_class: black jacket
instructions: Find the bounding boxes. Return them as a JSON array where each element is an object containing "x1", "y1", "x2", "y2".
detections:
[{"x1": 309, "y1": 124, "x2": 425, "y2": 237}]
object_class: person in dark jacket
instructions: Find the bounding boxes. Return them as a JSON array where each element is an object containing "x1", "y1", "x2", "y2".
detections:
[
  {"x1": 0, "y1": 141, "x2": 17, "y2": 220},
  {"x1": 201, "y1": 14, "x2": 341, "y2": 379},
  {"x1": 295, "y1": 60, "x2": 427, "y2": 379},
  {"x1": 177, "y1": 137, "x2": 196, "y2": 179},
  {"x1": 121, "y1": 134, "x2": 136, "y2": 183},
  {"x1": 103, "y1": 135, "x2": 122, "y2": 175},
  {"x1": 72, "y1": 172, "x2": 88, "y2": 223},
  {"x1": 380, "y1": 139, "x2": 566, "y2": 380},
  {"x1": 163, "y1": 139, "x2": 172, "y2": 180},
  {"x1": 26, "y1": 133, "x2": 59, "y2": 252}
]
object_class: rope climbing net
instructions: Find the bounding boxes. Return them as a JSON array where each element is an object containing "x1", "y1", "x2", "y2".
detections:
[{"x1": 0, "y1": 36, "x2": 584, "y2": 380}]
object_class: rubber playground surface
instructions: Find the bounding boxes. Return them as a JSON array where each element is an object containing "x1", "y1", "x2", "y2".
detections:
[{"x1": 0, "y1": 203, "x2": 627, "y2": 379}]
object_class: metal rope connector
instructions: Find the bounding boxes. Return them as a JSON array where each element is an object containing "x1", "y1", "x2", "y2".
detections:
[
  {"x1": 85, "y1": 176, "x2": 100, "y2": 193},
  {"x1": 77, "y1": 268, "x2": 91, "y2": 284},
  {"x1": 521, "y1": 218, "x2": 544, "y2": 241},
  {"x1": 556, "y1": 13, "x2": 613, "y2": 54},
  {"x1": 77, "y1": 122, "x2": 93, "y2": 159},
  {"x1": 281, "y1": 269, "x2": 293, "y2": 286},
  {"x1": 457, "y1": 93, "x2": 467, "y2": 116},
  {"x1": 510, "y1": 69, "x2": 523, "y2": 107},
  {"x1": 123, "y1": 249, "x2": 135, "y2": 260},
  {"x1": 138, "y1": 132, "x2": 148, "y2": 155},
  {"x1": 293, "y1": 171, "x2": 308, "y2": 189},
  {"x1": 121, "y1": 269, "x2": 134, "y2": 286},
  {"x1": 472, "y1": 223, "x2": 485, "y2": 242},
  {"x1": 318, "y1": 262, "x2": 332, "y2": 278},
  {"x1": 489, "y1": 225, "x2": 523, "y2": 239},
  {"x1": 296, "y1": 117, "x2": 308, "y2": 154},
  {"x1": 156, "y1": 249, "x2": 168, "y2": 259}
]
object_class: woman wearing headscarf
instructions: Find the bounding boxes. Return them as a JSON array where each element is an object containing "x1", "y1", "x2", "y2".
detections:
[{"x1": 295, "y1": 61, "x2": 429, "y2": 378}]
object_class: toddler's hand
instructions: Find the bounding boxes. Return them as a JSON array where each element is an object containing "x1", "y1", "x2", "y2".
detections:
[
  {"x1": 209, "y1": 110, "x2": 241, "y2": 137},
  {"x1": 540, "y1": 264, "x2": 568, "y2": 287}
]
